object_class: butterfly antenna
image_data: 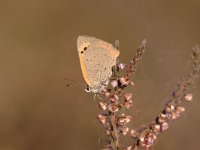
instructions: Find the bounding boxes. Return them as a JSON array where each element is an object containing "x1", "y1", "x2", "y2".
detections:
[
  {"x1": 115, "y1": 40, "x2": 120, "y2": 49},
  {"x1": 64, "y1": 77, "x2": 85, "y2": 87}
]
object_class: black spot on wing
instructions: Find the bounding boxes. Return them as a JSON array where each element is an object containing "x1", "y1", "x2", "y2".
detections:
[{"x1": 84, "y1": 47, "x2": 87, "y2": 51}]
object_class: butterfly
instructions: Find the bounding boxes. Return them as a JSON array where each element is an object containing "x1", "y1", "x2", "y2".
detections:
[{"x1": 77, "y1": 35, "x2": 120, "y2": 93}]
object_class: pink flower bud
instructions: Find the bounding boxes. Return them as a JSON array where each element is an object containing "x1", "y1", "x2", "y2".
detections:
[
  {"x1": 111, "y1": 80, "x2": 118, "y2": 88},
  {"x1": 126, "y1": 146, "x2": 133, "y2": 150},
  {"x1": 109, "y1": 93, "x2": 119, "y2": 102},
  {"x1": 176, "y1": 106, "x2": 185, "y2": 113},
  {"x1": 151, "y1": 124, "x2": 161, "y2": 133},
  {"x1": 118, "y1": 116, "x2": 132, "y2": 126},
  {"x1": 124, "y1": 99, "x2": 133, "y2": 109},
  {"x1": 184, "y1": 93, "x2": 193, "y2": 101},
  {"x1": 124, "y1": 93, "x2": 133, "y2": 101},
  {"x1": 165, "y1": 104, "x2": 175, "y2": 113},
  {"x1": 118, "y1": 63, "x2": 126, "y2": 70},
  {"x1": 108, "y1": 104, "x2": 120, "y2": 113},
  {"x1": 97, "y1": 114, "x2": 107, "y2": 124},
  {"x1": 99, "y1": 102, "x2": 107, "y2": 110},
  {"x1": 122, "y1": 127, "x2": 129, "y2": 135},
  {"x1": 160, "y1": 122, "x2": 169, "y2": 131},
  {"x1": 130, "y1": 129, "x2": 137, "y2": 138}
]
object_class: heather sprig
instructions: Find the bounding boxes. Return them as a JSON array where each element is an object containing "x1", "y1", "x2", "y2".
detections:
[{"x1": 96, "y1": 42, "x2": 200, "y2": 150}]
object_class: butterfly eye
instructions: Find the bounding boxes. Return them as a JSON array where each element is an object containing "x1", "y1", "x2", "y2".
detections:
[{"x1": 84, "y1": 84, "x2": 91, "y2": 92}]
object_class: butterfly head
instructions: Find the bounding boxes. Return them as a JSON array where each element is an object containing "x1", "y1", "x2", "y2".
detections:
[{"x1": 84, "y1": 80, "x2": 109, "y2": 94}]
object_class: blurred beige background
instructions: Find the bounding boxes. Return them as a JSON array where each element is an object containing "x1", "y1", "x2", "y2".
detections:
[{"x1": 0, "y1": 0, "x2": 199, "y2": 150}]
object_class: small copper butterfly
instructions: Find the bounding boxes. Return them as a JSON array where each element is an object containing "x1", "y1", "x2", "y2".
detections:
[{"x1": 77, "y1": 35, "x2": 120, "y2": 93}]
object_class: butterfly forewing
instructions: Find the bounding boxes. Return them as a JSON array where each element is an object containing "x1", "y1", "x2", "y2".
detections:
[{"x1": 77, "y1": 35, "x2": 120, "y2": 91}]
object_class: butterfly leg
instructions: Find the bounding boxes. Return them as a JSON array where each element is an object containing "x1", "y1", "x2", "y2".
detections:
[
  {"x1": 112, "y1": 64, "x2": 120, "y2": 78},
  {"x1": 93, "y1": 93, "x2": 101, "y2": 102}
]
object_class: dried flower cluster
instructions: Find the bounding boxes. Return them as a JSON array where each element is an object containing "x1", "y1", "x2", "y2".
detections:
[
  {"x1": 132, "y1": 45, "x2": 200, "y2": 150},
  {"x1": 96, "y1": 40, "x2": 146, "y2": 150},
  {"x1": 96, "y1": 42, "x2": 200, "y2": 150}
]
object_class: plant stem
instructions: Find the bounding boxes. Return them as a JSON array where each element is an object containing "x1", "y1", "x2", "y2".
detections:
[{"x1": 110, "y1": 113, "x2": 119, "y2": 149}]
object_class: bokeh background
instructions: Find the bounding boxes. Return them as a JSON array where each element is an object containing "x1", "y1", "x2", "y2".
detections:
[{"x1": 0, "y1": 0, "x2": 199, "y2": 150}]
